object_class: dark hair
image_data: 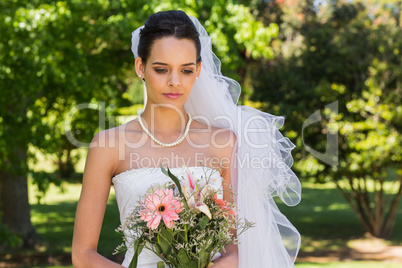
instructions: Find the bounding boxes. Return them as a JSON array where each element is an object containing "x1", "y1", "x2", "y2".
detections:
[{"x1": 138, "y1": 10, "x2": 201, "y2": 64}]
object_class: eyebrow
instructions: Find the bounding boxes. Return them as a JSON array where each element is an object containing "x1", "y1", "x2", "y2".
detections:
[{"x1": 152, "y1": 62, "x2": 196, "y2": 66}]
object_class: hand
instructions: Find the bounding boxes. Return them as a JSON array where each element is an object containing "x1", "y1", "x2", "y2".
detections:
[{"x1": 210, "y1": 252, "x2": 238, "y2": 268}]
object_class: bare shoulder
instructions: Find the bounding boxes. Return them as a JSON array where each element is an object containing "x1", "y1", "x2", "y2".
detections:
[
  {"x1": 90, "y1": 127, "x2": 118, "y2": 148},
  {"x1": 85, "y1": 127, "x2": 121, "y2": 178},
  {"x1": 91, "y1": 119, "x2": 142, "y2": 147}
]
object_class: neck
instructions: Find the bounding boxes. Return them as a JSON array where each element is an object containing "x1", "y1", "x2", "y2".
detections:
[{"x1": 140, "y1": 106, "x2": 190, "y2": 134}]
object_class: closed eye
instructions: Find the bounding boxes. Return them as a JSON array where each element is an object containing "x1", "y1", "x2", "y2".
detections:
[{"x1": 154, "y1": 68, "x2": 167, "y2": 73}]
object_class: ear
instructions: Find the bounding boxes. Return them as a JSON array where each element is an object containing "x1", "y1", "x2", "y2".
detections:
[
  {"x1": 135, "y1": 57, "x2": 145, "y2": 78},
  {"x1": 196, "y1": 61, "x2": 202, "y2": 78}
]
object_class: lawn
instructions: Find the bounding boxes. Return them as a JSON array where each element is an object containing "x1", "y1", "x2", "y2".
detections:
[
  {"x1": 2, "y1": 177, "x2": 401, "y2": 267},
  {"x1": 277, "y1": 182, "x2": 402, "y2": 251},
  {"x1": 28, "y1": 181, "x2": 122, "y2": 256}
]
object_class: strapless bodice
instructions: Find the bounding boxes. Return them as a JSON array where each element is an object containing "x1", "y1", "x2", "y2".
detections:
[{"x1": 112, "y1": 166, "x2": 223, "y2": 268}]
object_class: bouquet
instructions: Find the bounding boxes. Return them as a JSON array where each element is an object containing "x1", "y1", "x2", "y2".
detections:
[{"x1": 114, "y1": 165, "x2": 253, "y2": 268}]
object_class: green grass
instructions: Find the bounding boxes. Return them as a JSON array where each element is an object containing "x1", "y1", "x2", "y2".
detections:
[
  {"x1": 5, "y1": 179, "x2": 400, "y2": 267},
  {"x1": 28, "y1": 182, "x2": 121, "y2": 256},
  {"x1": 277, "y1": 182, "x2": 402, "y2": 252}
]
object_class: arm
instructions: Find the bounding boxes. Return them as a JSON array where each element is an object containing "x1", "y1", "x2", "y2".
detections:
[
  {"x1": 72, "y1": 131, "x2": 123, "y2": 268},
  {"x1": 212, "y1": 130, "x2": 238, "y2": 268}
]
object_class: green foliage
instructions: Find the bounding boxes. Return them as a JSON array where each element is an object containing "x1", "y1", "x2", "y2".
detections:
[
  {"x1": 252, "y1": 0, "x2": 402, "y2": 238},
  {"x1": 0, "y1": 223, "x2": 23, "y2": 248},
  {"x1": 198, "y1": 215, "x2": 210, "y2": 229},
  {"x1": 0, "y1": 0, "x2": 140, "y2": 173},
  {"x1": 128, "y1": 236, "x2": 145, "y2": 268},
  {"x1": 29, "y1": 171, "x2": 64, "y2": 204},
  {"x1": 194, "y1": 0, "x2": 279, "y2": 98},
  {"x1": 0, "y1": 0, "x2": 145, "y2": 245}
]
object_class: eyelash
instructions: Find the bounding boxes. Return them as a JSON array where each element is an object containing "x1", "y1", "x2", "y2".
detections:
[
  {"x1": 155, "y1": 68, "x2": 167, "y2": 73},
  {"x1": 155, "y1": 69, "x2": 166, "y2": 74},
  {"x1": 154, "y1": 69, "x2": 194, "y2": 74}
]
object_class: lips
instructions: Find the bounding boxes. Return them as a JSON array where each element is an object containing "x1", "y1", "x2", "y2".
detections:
[{"x1": 163, "y1": 93, "x2": 182, "y2": 99}]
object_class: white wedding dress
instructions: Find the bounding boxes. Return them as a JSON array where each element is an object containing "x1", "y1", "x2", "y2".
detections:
[{"x1": 112, "y1": 166, "x2": 223, "y2": 268}]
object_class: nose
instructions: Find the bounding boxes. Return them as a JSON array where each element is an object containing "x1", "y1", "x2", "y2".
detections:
[{"x1": 168, "y1": 71, "x2": 181, "y2": 87}]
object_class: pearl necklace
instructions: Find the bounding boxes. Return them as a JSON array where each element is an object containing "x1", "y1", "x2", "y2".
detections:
[{"x1": 137, "y1": 112, "x2": 192, "y2": 147}]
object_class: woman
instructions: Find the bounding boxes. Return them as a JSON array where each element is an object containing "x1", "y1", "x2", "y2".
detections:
[{"x1": 72, "y1": 10, "x2": 301, "y2": 268}]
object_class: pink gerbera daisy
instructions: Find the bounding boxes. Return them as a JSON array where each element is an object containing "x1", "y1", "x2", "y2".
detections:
[{"x1": 139, "y1": 188, "x2": 183, "y2": 230}]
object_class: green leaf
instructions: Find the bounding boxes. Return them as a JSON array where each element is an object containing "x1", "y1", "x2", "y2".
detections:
[
  {"x1": 157, "y1": 233, "x2": 170, "y2": 256},
  {"x1": 160, "y1": 165, "x2": 189, "y2": 209},
  {"x1": 157, "y1": 261, "x2": 165, "y2": 268},
  {"x1": 154, "y1": 243, "x2": 162, "y2": 255},
  {"x1": 129, "y1": 236, "x2": 145, "y2": 268},
  {"x1": 177, "y1": 248, "x2": 197, "y2": 268},
  {"x1": 199, "y1": 216, "x2": 210, "y2": 230},
  {"x1": 160, "y1": 226, "x2": 173, "y2": 244},
  {"x1": 198, "y1": 247, "x2": 209, "y2": 268},
  {"x1": 177, "y1": 230, "x2": 187, "y2": 244},
  {"x1": 157, "y1": 226, "x2": 173, "y2": 256}
]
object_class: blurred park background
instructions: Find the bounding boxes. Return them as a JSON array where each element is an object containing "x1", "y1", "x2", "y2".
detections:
[{"x1": 0, "y1": 0, "x2": 401, "y2": 267}]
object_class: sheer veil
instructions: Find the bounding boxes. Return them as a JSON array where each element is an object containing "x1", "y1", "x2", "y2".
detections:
[{"x1": 131, "y1": 16, "x2": 302, "y2": 268}]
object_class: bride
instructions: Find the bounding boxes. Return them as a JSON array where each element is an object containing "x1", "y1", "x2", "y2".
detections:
[{"x1": 72, "y1": 10, "x2": 301, "y2": 268}]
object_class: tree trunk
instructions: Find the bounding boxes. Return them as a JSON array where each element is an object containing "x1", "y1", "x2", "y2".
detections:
[
  {"x1": 57, "y1": 148, "x2": 75, "y2": 179},
  {"x1": 0, "y1": 148, "x2": 40, "y2": 248},
  {"x1": 336, "y1": 176, "x2": 401, "y2": 239},
  {"x1": 382, "y1": 179, "x2": 402, "y2": 238}
]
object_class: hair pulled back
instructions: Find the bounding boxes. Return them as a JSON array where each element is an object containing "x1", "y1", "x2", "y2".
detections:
[{"x1": 138, "y1": 10, "x2": 201, "y2": 64}]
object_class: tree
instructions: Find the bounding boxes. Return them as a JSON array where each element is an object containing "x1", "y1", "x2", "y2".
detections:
[
  {"x1": 251, "y1": 0, "x2": 402, "y2": 238},
  {"x1": 0, "y1": 0, "x2": 278, "y2": 247},
  {"x1": 0, "y1": 0, "x2": 143, "y2": 247}
]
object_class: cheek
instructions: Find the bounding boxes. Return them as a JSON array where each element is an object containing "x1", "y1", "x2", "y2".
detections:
[
  {"x1": 147, "y1": 74, "x2": 165, "y2": 89},
  {"x1": 182, "y1": 76, "x2": 196, "y2": 88}
]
